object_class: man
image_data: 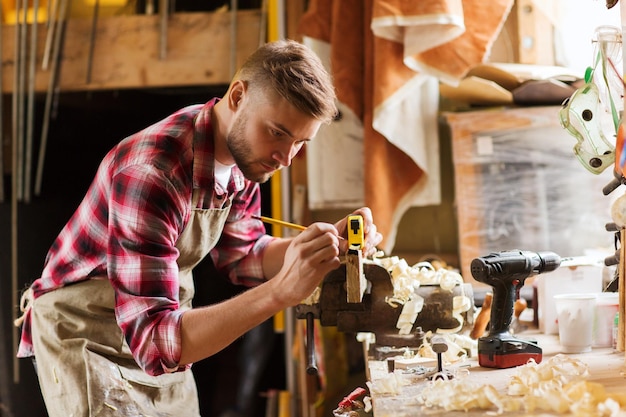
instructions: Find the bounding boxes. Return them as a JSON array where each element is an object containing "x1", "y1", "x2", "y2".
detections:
[{"x1": 15, "y1": 39, "x2": 382, "y2": 416}]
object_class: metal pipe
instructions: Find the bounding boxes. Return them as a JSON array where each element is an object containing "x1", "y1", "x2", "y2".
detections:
[
  {"x1": 230, "y1": 0, "x2": 237, "y2": 77},
  {"x1": 12, "y1": 0, "x2": 24, "y2": 201},
  {"x1": 10, "y1": 0, "x2": 36, "y2": 380},
  {"x1": 17, "y1": 0, "x2": 29, "y2": 201},
  {"x1": 0, "y1": 1, "x2": 4, "y2": 203},
  {"x1": 159, "y1": 0, "x2": 168, "y2": 60},
  {"x1": 24, "y1": 0, "x2": 41, "y2": 202},
  {"x1": 258, "y1": 0, "x2": 267, "y2": 47},
  {"x1": 42, "y1": 0, "x2": 60, "y2": 70},
  {"x1": 86, "y1": 0, "x2": 99, "y2": 84},
  {"x1": 10, "y1": 0, "x2": 20, "y2": 386},
  {"x1": 35, "y1": 0, "x2": 69, "y2": 196},
  {"x1": 283, "y1": 307, "x2": 295, "y2": 417},
  {"x1": 305, "y1": 312, "x2": 317, "y2": 375}
]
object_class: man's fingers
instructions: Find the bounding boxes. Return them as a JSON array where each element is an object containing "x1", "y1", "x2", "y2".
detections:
[{"x1": 294, "y1": 224, "x2": 340, "y2": 262}]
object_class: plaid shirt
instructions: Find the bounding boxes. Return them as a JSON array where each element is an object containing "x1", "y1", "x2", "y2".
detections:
[{"x1": 17, "y1": 99, "x2": 274, "y2": 375}]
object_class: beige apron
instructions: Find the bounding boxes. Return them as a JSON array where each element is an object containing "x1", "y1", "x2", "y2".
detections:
[{"x1": 30, "y1": 190, "x2": 232, "y2": 417}]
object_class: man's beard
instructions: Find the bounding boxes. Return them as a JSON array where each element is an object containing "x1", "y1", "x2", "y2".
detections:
[{"x1": 226, "y1": 113, "x2": 276, "y2": 183}]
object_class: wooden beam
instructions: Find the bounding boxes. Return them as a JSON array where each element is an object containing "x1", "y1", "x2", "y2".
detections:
[
  {"x1": 516, "y1": 0, "x2": 554, "y2": 65},
  {"x1": 1, "y1": 10, "x2": 262, "y2": 92}
]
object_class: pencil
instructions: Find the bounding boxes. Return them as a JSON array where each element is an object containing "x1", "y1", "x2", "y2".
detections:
[{"x1": 252, "y1": 215, "x2": 307, "y2": 231}]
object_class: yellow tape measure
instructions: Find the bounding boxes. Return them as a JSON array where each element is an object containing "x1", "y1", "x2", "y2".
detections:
[{"x1": 347, "y1": 215, "x2": 364, "y2": 250}]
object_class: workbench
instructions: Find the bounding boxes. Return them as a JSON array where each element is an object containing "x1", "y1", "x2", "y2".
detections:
[{"x1": 366, "y1": 331, "x2": 626, "y2": 416}]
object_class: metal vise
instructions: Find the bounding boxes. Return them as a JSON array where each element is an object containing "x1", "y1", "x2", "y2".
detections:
[{"x1": 296, "y1": 262, "x2": 475, "y2": 351}]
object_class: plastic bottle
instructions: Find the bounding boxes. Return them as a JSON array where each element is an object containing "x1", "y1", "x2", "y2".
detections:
[{"x1": 613, "y1": 312, "x2": 619, "y2": 350}]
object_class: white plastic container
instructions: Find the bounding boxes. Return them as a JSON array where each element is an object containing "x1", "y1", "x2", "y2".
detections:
[
  {"x1": 594, "y1": 292, "x2": 619, "y2": 348},
  {"x1": 554, "y1": 293, "x2": 596, "y2": 354}
]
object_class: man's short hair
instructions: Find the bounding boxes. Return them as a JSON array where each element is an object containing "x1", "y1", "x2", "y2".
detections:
[{"x1": 237, "y1": 39, "x2": 338, "y2": 124}]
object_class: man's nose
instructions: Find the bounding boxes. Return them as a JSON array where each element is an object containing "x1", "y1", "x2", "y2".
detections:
[{"x1": 273, "y1": 144, "x2": 298, "y2": 167}]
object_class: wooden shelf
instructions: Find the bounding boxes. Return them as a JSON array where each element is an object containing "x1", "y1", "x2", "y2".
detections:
[{"x1": 1, "y1": 9, "x2": 262, "y2": 93}]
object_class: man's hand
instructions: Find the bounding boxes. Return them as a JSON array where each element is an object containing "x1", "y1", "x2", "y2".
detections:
[
  {"x1": 271, "y1": 222, "x2": 342, "y2": 306},
  {"x1": 261, "y1": 207, "x2": 383, "y2": 305},
  {"x1": 334, "y1": 207, "x2": 383, "y2": 257}
]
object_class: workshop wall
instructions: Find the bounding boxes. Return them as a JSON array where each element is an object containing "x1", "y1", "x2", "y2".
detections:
[{"x1": 311, "y1": 116, "x2": 459, "y2": 267}]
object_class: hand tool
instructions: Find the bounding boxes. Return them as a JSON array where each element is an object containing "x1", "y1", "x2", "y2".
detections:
[
  {"x1": 470, "y1": 250, "x2": 561, "y2": 369},
  {"x1": 470, "y1": 292, "x2": 492, "y2": 339},
  {"x1": 429, "y1": 335, "x2": 452, "y2": 381},
  {"x1": 471, "y1": 294, "x2": 528, "y2": 339}
]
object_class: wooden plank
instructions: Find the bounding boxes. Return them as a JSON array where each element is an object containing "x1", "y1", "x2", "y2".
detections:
[
  {"x1": 346, "y1": 250, "x2": 365, "y2": 303},
  {"x1": 445, "y1": 107, "x2": 540, "y2": 287},
  {"x1": 285, "y1": 0, "x2": 306, "y2": 41},
  {"x1": 0, "y1": 10, "x2": 262, "y2": 92},
  {"x1": 445, "y1": 106, "x2": 571, "y2": 287},
  {"x1": 516, "y1": 0, "x2": 554, "y2": 65}
]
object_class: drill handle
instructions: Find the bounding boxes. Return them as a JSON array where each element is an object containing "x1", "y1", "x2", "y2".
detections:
[{"x1": 487, "y1": 278, "x2": 521, "y2": 336}]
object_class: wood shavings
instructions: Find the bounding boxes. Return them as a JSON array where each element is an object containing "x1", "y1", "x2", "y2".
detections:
[
  {"x1": 418, "y1": 332, "x2": 473, "y2": 365},
  {"x1": 397, "y1": 297, "x2": 424, "y2": 334},
  {"x1": 507, "y1": 354, "x2": 590, "y2": 396},
  {"x1": 366, "y1": 372, "x2": 408, "y2": 396},
  {"x1": 300, "y1": 286, "x2": 321, "y2": 305},
  {"x1": 418, "y1": 355, "x2": 626, "y2": 416},
  {"x1": 371, "y1": 256, "x2": 464, "y2": 291},
  {"x1": 370, "y1": 255, "x2": 469, "y2": 334}
]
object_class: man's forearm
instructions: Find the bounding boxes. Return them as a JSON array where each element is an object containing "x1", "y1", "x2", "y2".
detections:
[
  {"x1": 178, "y1": 279, "x2": 285, "y2": 365},
  {"x1": 178, "y1": 238, "x2": 292, "y2": 365},
  {"x1": 261, "y1": 237, "x2": 292, "y2": 279}
]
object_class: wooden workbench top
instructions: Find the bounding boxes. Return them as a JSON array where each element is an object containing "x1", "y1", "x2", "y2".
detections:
[{"x1": 367, "y1": 332, "x2": 626, "y2": 416}]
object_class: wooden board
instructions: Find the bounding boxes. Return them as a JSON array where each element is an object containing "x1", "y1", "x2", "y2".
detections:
[
  {"x1": 367, "y1": 332, "x2": 626, "y2": 416},
  {"x1": 0, "y1": 10, "x2": 262, "y2": 92}
]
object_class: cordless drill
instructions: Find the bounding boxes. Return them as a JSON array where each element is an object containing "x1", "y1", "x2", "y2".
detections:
[{"x1": 471, "y1": 250, "x2": 561, "y2": 369}]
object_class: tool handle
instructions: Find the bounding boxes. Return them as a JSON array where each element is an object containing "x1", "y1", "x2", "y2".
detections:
[
  {"x1": 603, "y1": 170, "x2": 624, "y2": 195},
  {"x1": 305, "y1": 312, "x2": 318, "y2": 375},
  {"x1": 470, "y1": 292, "x2": 492, "y2": 339}
]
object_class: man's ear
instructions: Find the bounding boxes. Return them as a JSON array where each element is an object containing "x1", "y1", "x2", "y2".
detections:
[{"x1": 229, "y1": 80, "x2": 246, "y2": 109}]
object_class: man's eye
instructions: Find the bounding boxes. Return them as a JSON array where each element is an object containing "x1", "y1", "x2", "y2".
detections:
[{"x1": 271, "y1": 129, "x2": 283, "y2": 137}]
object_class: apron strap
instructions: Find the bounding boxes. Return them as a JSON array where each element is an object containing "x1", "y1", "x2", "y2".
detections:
[{"x1": 14, "y1": 286, "x2": 34, "y2": 327}]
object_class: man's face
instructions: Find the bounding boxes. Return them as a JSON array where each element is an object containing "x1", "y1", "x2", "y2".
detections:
[{"x1": 226, "y1": 93, "x2": 322, "y2": 183}]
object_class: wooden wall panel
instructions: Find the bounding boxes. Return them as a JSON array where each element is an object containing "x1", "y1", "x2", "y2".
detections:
[{"x1": 0, "y1": 10, "x2": 262, "y2": 93}]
